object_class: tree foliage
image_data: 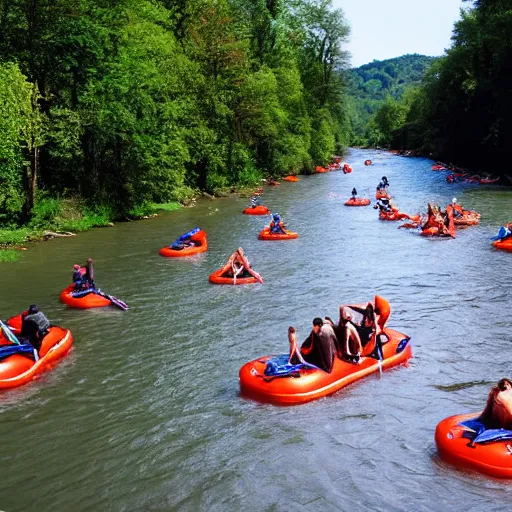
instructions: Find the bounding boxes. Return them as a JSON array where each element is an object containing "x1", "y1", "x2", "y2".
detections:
[{"x1": 0, "y1": 0, "x2": 351, "y2": 224}]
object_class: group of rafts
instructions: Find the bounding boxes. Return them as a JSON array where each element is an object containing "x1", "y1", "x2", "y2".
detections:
[
  {"x1": 2, "y1": 158, "x2": 512, "y2": 478},
  {"x1": 0, "y1": 260, "x2": 128, "y2": 390}
]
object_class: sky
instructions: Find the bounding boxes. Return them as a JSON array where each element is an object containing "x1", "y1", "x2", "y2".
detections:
[{"x1": 333, "y1": 0, "x2": 467, "y2": 67}]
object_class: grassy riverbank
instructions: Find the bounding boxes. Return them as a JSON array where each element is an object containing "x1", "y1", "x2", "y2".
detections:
[{"x1": 0, "y1": 198, "x2": 182, "y2": 262}]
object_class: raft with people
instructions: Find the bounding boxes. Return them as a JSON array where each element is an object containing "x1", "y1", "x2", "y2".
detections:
[
  {"x1": 239, "y1": 296, "x2": 412, "y2": 405},
  {"x1": 364, "y1": 160, "x2": 372, "y2": 166},
  {"x1": 159, "y1": 228, "x2": 208, "y2": 257},
  {"x1": 345, "y1": 198, "x2": 371, "y2": 207},
  {"x1": 209, "y1": 248, "x2": 264, "y2": 285},
  {"x1": 491, "y1": 223, "x2": 512, "y2": 252},
  {"x1": 243, "y1": 205, "x2": 270, "y2": 215},
  {"x1": 61, "y1": 259, "x2": 128, "y2": 310},
  {"x1": 436, "y1": 411, "x2": 512, "y2": 478},
  {"x1": 0, "y1": 315, "x2": 73, "y2": 390}
]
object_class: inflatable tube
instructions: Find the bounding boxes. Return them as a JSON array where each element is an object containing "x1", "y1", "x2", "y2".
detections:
[
  {"x1": 60, "y1": 285, "x2": 111, "y2": 308},
  {"x1": 432, "y1": 165, "x2": 449, "y2": 171},
  {"x1": 243, "y1": 205, "x2": 270, "y2": 215},
  {"x1": 454, "y1": 215, "x2": 480, "y2": 226},
  {"x1": 480, "y1": 177, "x2": 500, "y2": 184},
  {"x1": 258, "y1": 227, "x2": 298, "y2": 240},
  {"x1": 342, "y1": 165, "x2": 352, "y2": 174},
  {"x1": 376, "y1": 191, "x2": 390, "y2": 200},
  {"x1": 239, "y1": 328, "x2": 412, "y2": 405},
  {"x1": 364, "y1": 160, "x2": 372, "y2": 166},
  {"x1": 0, "y1": 318, "x2": 73, "y2": 390},
  {"x1": 493, "y1": 238, "x2": 512, "y2": 252},
  {"x1": 283, "y1": 176, "x2": 299, "y2": 182},
  {"x1": 435, "y1": 413, "x2": 512, "y2": 478},
  {"x1": 208, "y1": 268, "x2": 259, "y2": 285},
  {"x1": 159, "y1": 230, "x2": 208, "y2": 257},
  {"x1": 345, "y1": 198, "x2": 371, "y2": 207},
  {"x1": 315, "y1": 166, "x2": 328, "y2": 173}
]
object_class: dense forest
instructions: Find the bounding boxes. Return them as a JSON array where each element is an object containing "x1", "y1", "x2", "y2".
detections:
[
  {"x1": 0, "y1": 0, "x2": 351, "y2": 230},
  {"x1": 347, "y1": 54, "x2": 437, "y2": 144},
  {"x1": 382, "y1": 0, "x2": 512, "y2": 176}
]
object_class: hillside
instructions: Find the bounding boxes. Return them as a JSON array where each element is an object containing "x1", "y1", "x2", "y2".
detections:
[{"x1": 347, "y1": 54, "x2": 437, "y2": 142}]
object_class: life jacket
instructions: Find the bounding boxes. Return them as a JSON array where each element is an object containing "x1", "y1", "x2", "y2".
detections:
[{"x1": 22, "y1": 312, "x2": 50, "y2": 339}]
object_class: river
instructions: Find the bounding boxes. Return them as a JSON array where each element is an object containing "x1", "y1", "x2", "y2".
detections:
[{"x1": 0, "y1": 149, "x2": 511, "y2": 511}]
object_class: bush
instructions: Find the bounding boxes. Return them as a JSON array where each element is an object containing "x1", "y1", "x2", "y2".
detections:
[
  {"x1": 0, "y1": 249, "x2": 21, "y2": 262},
  {"x1": 29, "y1": 196, "x2": 62, "y2": 228}
]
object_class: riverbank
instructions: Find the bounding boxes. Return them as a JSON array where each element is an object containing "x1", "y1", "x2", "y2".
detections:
[{"x1": 0, "y1": 182, "x2": 270, "y2": 262}]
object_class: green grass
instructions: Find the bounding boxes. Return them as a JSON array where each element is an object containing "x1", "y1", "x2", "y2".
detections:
[
  {"x1": 150, "y1": 202, "x2": 181, "y2": 212},
  {"x1": 0, "y1": 249, "x2": 22, "y2": 262},
  {"x1": 0, "y1": 228, "x2": 32, "y2": 246}
]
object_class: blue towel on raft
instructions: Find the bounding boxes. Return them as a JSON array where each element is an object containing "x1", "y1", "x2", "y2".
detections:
[
  {"x1": 459, "y1": 419, "x2": 512, "y2": 444},
  {"x1": 263, "y1": 354, "x2": 317, "y2": 377},
  {"x1": 0, "y1": 344, "x2": 37, "y2": 362}
]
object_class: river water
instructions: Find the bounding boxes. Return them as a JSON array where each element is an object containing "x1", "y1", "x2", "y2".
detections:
[{"x1": 0, "y1": 149, "x2": 511, "y2": 511}]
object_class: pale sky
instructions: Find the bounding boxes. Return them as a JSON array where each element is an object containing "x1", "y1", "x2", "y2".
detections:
[{"x1": 334, "y1": 0, "x2": 467, "y2": 67}]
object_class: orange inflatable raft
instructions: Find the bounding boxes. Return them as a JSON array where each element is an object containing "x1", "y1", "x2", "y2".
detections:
[
  {"x1": 364, "y1": 160, "x2": 372, "y2": 166},
  {"x1": 159, "y1": 230, "x2": 208, "y2": 258},
  {"x1": 258, "y1": 227, "x2": 298, "y2": 240},
  {"x1": 376, "y1": 190, "x2": 390, "y2": 200},
  {"x1": 243, "y1": 205, "x2": 270, "y2": 215},
  {"x1": 209, "y1": 248, "x2": 264, "y2": 285},
  {"x1": 283, "y1": 175, "x2": 299, "y2": 182},
  {"x1": 435, "y1": 413, "x2": 512, "y2": 478},
  {"x1": 60, "y1": 285, "x2": 111, "y2": 309},
  {"x1": 239, "y1": 328, "x2": 412, "y2": 405},
  {"x1": 345, "y1": 198, "x2": 371, "y2": 207},
  {"x1": 493, "y1": 238, "x2": 512, "y2": 252},
  {"x1": 315, "y1": 166, "x2": 328, "y2": 173},
  {"x1": 0, "y1": 315, "x2": 73, "y2": 390}
]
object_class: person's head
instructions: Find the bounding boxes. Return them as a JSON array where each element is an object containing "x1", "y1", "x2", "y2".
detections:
[
  {"x1": 497, "y1": 378, "x2": 512, "y2": 391},
  {"x1": 382, "y1": 176, "x2": 387, "y2": 181},
  {"x1": 87, "y1": 258, "x2": 93, "y2": 264},
  {"x1": 339, "y1": 307, "x2": 352, "y2": 325},
  {"x1": 452, "y1": 197, "x2": 457, "y2": 205},
  {"x1": 28, "y1": 304, "x2": 39, "y2": 315},
  {"x1": 288, "y1": 326, "x2": 296, "y2": 335},
  {"x1": 312, "y1": 317, "x2": 323, "y2": 334},
  {"x1": 272, "y1": 213, "x2": 280, "y2": 221},
  {"x1": 73, "y1": 264, "x2": 80, "y2": 271}
]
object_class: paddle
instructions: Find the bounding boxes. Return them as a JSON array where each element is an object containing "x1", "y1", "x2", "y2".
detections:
[
  {"x1": 0, "y1": 320, "x2": 20, "y2": 345},
  {"x1": 95, "y1": 290, "x2": 129, "y2": 311}
]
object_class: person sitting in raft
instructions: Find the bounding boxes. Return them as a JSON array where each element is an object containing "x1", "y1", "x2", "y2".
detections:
[
  {"x1": 423, "y1": 204, "x2": 448, "y2": 233},
  {"x1": 491, "y1": 223, "x2": 512, "y2": 242},
  {"x1": 72, "y1": 258, "x2": 95, "y2": 292},
  {"x1": 170, "y1": 228, "x2": 201, "y2": 250},
  {"x1": 379, "y1": 176, "x2": 389, "y2": 190},
  {"x1": 351, "y1": 188, "x2": 357, "y2": 199},
  {"x1": 288, "y1": 326, "x2": 306, "y2": 365},
  {"x1": 250, "y1": 196, "x2": 259, "y2": 208},
  {"x1": 478, "y1": 378, "x2": 512, "y2": 430},
  {"x1": 374, "y1": 198, "x2": 392, "y2": 213},
  {"x1": 269, "y1": 213, "x2": 287, "y2": 234},
  {"x1": 300, "y1": 318, "x2": 337, "y2": 373},
  {"x1": 20, "y1": 305, "x2": 50, "y2": 353},
  {"x1": 218, "y1": 248, "x2": 264, "y2": 282},
  {"x1": 336, "y1": 307, "x2": 363, "y2": 364}
]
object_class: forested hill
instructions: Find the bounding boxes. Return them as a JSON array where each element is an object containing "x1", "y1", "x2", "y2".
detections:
[{"x1": 347, "y1": 54, "x2": 437, "y2": 143}]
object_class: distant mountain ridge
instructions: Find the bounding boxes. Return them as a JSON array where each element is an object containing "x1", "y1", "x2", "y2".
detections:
[{"x1": 347, "y1": 54, "x2": 438, "y2": 141}]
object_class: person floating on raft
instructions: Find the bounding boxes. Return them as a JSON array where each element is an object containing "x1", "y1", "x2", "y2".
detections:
[
  {"x1": 170, "y1": 227, "x2": 202, "y2": 250},
  {"x1": 364, "y1": 159, "x2": 372, "y2": 166},
  {"x1": 250, "y1": 196, "x2": 259, "y2": 208},
  {"x1": 491, "y1": 223, "x2": 512, "y2": 242},
  {"x1": 374, "y1": 197, "x2": 392, "y2": 213},
  {"x1": 379, "y1": 176, "x2": 389, "y2": 190},
  {"x1": 72, "y1": 258, "x2": 95, "y2": 293},
  {"x1": 69, "y1": 258, "x2": 128, "y2": 309},
  {"x1": 216, "y1": 248, "x2": 264, "y2": 283},
  {"x1": 297, "y1": 318, "x2": 338, "y2": 373},
  {"x1": 269, "y1": 213, "x2": 287, "y2": 235},
  {"x1": 351, "y1": 188, "x2": 357, "y2": 200},
  {"x1": 422, "y1": 203, "x2": 455, "y2": 237},
  {"x1": 478, "y1": 378, "x2": 512, "y2": 430}
]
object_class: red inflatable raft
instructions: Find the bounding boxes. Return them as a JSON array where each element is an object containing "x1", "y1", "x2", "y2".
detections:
[
  {"x1": 239, "y1": 328, "x2": 412, "y2": 405},
  {"x1": 435, "y1": 413, "x2": 512, "y2": 478},
  {"x1": 345, "y1": 198, "x2": 370, "y2": 207},
  {"x1": 243, "y1": 205, "x2": 270, "y2": 215},
  {"x1": 209, "y1": 269, "x2": 259, "y2": 285},
  {"x1": 60, "y1": 285, "x2": 111, "y2": 308},
  {"x1": 283, "y1": 175, "x2": 299, "y2": 182},
  {"x1": 315, "y1": 166, "x2": 328, "y2": 173},
  {"x1": 258, "y1": 227, "x2": 298, "y2": 240},
  {"x1": 364, "y1": 160, "x2": 372, "y2": 166},
  {"x1": 159, "y1": 230, "x2": 208, "y2": 258},
  {"x1": 493, "y1": 238, "x2": 512, "y2": 252},
  {"x1": 376, "y1": 191, "x2": 390, "y2": 200},
  {"x1": 0, "y1": 316, "x2": 73, "y2": 390}
]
